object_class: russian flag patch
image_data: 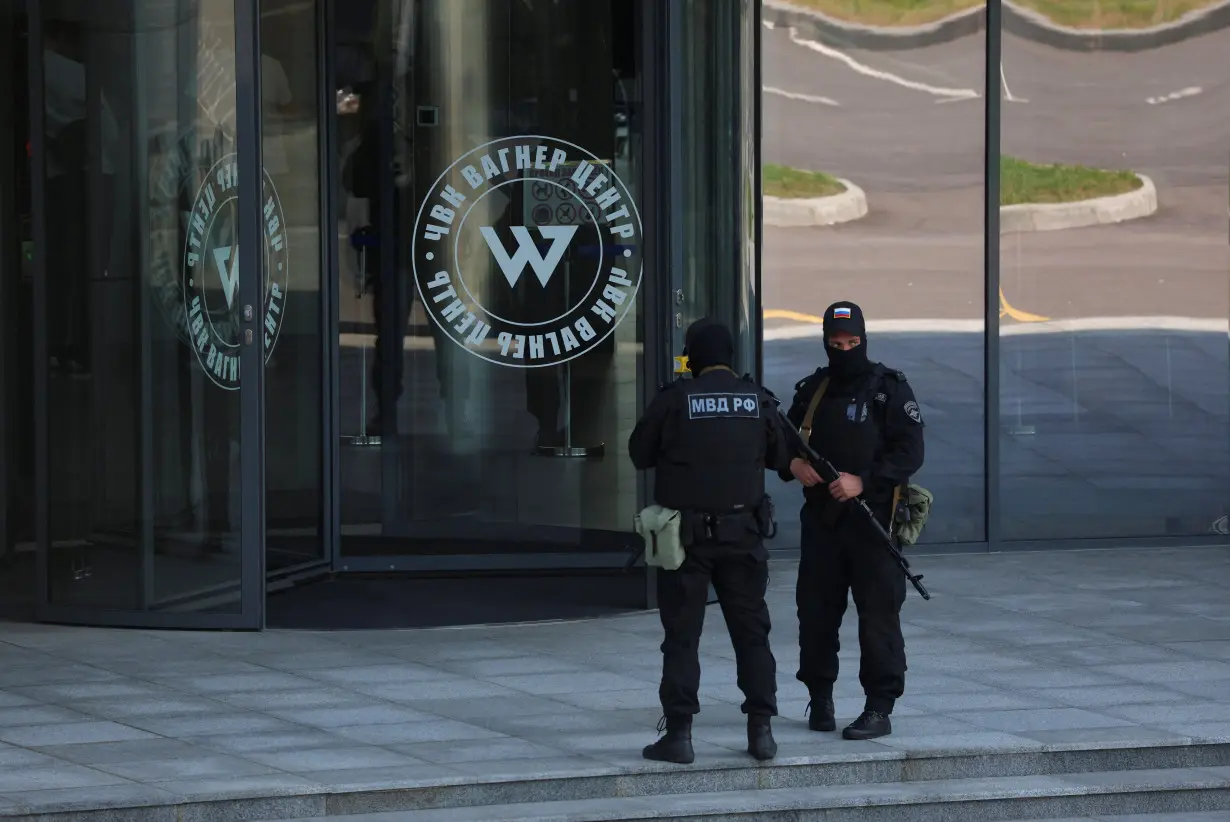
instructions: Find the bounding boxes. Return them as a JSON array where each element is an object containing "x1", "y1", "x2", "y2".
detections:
[{"x1": 833, "y1": 307, "x2": 851, "y2": 319}]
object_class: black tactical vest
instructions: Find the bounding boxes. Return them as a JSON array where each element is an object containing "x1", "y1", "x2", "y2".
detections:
[{"x1": 652, "y1": 368, "x2": 771, "y2": 513}]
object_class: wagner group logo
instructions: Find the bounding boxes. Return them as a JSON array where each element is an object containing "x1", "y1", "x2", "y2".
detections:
[
  {"x1": 179, "y1": 154, "x2": 289, "y2": 390},
  {"x1": 412, "y1": 136, "x2": 643, "y2": 368}
]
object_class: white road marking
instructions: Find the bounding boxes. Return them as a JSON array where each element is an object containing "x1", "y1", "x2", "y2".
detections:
[
  {"x1": 1146, "y1": 86, "x2": 1202, "y2": 105},
  {"x1": 786, "y1": 27, "x2": 980, "y2": 101},
  {"x1": 764, "y1": 316, "x2": 1229, "y2": 340},
  {"x1": 1001, "y1": 63, "x2": 1029, "y2": 103},
  {"x1": 764, "y1": 85, "x2": 841, "y2": 107}
]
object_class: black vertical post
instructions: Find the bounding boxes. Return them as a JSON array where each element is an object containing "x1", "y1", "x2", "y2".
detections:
[
  {"x1": 377, "y1": 25, "x2": 398, "y2": 527},
  {"x1": 320, "y1": 0, "x2": 340, "y2": 569},
  {"x1": 132, "y1": 1, "x2": 155, "y2": 609},
  {"x1": 235, "y1": 0, "x2": 266, "y2": 627},
  {"x1": 752, "y1": 0, "x2": 764, "y2": 384},
  {"x1": 27, "y1": 0, "x2": 49, "y2": 614},
  {"x1": 0, "y1": 0, "x2": 16, "y2": 565},
  {"x1": 984, "y1": 0, "x2": 1002, "y2": 552},
  {"x1": 639, "y1": 0, "x2": 672, "y2": 611}
]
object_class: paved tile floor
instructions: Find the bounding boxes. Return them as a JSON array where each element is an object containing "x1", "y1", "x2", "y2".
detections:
[{"x1": 1, "y1": 546, "x2": 1229, "y2": 815}]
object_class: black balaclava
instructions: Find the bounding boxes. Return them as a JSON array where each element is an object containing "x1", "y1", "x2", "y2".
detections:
[
  {"x1": 684, "y1": 317, "x2": 735, "y2": 373},
  {"x1": 823, "y1": 301, "x2": 871, "y2": 380}
]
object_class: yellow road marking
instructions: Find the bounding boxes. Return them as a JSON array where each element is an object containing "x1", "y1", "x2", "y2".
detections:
[
  {"x1": 764, "y1": 309, "x2": 826, "y2": 323},
  {"x1": 999, "y1": 287, "x2": 1049, "y2": 322},
  {"x1": 764, "y1": 292, "x2": 1050, "y2": 325}
]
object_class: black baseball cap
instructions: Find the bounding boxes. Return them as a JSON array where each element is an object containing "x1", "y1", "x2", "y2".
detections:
[{"x1": 823, "y1": 301, "x2": 865, "y2": 339}]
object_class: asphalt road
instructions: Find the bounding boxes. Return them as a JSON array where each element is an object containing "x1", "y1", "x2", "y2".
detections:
[{"x1": 761, "y1": 22, "x2": 1230, "y2": 325}]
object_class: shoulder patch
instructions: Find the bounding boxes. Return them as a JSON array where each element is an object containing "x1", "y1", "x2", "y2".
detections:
[
  {"x1": 903, "y1": 399, "x2": 923, "y2": 424},
  {"x1": 687, "y1": 392, "x2": 762, "y2": 420}
]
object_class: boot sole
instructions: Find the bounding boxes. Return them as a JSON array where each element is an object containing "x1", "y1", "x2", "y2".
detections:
[
  {"x1": 842, "y1": 728, "x2": 891, "y2": 740},
  {"x1": 642, "y1": 748, "x2": 695, "y2": 765},
  {"x1": 809, "y1": 720, "x2": 837, "y2": 732}
]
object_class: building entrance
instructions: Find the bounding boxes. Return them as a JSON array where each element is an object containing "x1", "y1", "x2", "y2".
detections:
[
  {"x1": 6, "y1": 0, "x2": 332, "y2": 629},
  {"x1": 1, "y1": 0, "x2": 760, "y2": 630},
  {"x1": 332, "y1": 0, "x2": 651, "y2": 571}
]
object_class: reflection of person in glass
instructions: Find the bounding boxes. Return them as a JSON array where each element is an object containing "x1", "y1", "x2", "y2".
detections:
[
  {"x1": 344, "y1": 90, "x2": 466, "y2": 436},
  {"x1": 778, "y1": 302, "x2": 925, "y2": 741},
  {"x1": 42, "y1": 18, "x2": 118, "y2": 375}
]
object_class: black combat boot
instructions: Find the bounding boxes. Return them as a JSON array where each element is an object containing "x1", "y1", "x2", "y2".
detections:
[
  {"x1": 643, "y1": 715, "x2": 695, "y2": 764},
  {"x1": 842, "y1": 710, "x2": 892, "y2": 740},
  {"x1": 806, "y1": 696, "x2": 836, "y2": 732},
  {"x1": 747, "y1": 715, "x2": 777, "y2": 761}
]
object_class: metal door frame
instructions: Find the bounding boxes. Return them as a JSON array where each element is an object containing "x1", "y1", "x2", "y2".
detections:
[
  {"x1": 29, "y1": 0, "x2": 267, "y2": 629},
  {"x1": 0, "y1": 0, "x2": 21, "y2": 570}
]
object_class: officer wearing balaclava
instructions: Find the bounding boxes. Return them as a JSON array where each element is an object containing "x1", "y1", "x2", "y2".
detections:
[
  {"x1": 778, "y1": 301, "x2": 925, "y2": 741},
  {"x1": 628, "y1": 318, "x2": 792, "y2": 764}
]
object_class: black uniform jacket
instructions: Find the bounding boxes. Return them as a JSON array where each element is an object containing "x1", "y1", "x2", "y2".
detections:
[
  {"x1": 628, "y1": 367, "x2": 792, "y2": 513},
  {"x1": 778, "y1": 363, "x2": 925, "y2": 517}
]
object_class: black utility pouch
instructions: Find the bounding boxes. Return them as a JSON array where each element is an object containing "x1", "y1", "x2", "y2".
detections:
[
  {"x1": 755, "y1": 495, "x2": 777, "y2": 538},
  {"x1": 712, "y1": 514, "x2": 750, "y2": 543}
]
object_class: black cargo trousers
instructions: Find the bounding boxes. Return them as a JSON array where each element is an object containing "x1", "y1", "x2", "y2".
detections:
[
  {"x1": 796, "y1": 499, "x2": 907, "y2": 714},
  {"x1": 657, "y1": 511, "x2": 778, "y2": 719}
]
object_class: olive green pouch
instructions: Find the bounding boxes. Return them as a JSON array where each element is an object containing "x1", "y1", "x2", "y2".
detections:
[
  {"x1": 892, "y1": 484, "x2": 934, "y2": 547},
  {"x1": 634, "y1": 505, "x2": 686, "y2": 571}
]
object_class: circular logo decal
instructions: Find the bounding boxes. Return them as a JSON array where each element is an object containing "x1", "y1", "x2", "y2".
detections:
[
  {"x1": 412, "y1": 135, "x2": 643, "y2": 368},
  {"x1": 178, "y1": 153, "x2": 289, "y2": 390}
]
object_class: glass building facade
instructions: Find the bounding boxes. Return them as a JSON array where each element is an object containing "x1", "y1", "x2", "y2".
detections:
[
  {"x1": 760, "y1": 0, "x2": 1229, "y2": 553},
  {"x1": 0, "y1": 0, "x2": 1226, "y2": 630}
]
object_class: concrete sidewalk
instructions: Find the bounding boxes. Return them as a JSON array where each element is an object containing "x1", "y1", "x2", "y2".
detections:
[{"x1": 1, "y1": 547, "x2": 1229, "y2": 819}]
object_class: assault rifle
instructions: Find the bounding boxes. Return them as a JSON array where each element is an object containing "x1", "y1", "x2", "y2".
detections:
[{"x1": 762, "y1": 387, "x2": 931, "y2": 601}]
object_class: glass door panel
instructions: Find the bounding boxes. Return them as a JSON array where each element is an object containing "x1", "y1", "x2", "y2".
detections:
[
  {"x1": 337, "y1": 0, "x2": 647, "y2": 563},
  {"x1": 32, "y1": 0, "x2": 263, "y2": 626},
  {"x1": 1, "y1": 0, "x2": 35, "y2": 621},
  {"x1": 258, "y1": 0, "x2": 327, "y2": 576}
]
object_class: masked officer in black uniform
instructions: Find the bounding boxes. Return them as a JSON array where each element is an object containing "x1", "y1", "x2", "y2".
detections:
[
  {"x1": 629, "y1": 318, "x2": 792, "y2": 764},
  {"x1": 780, "y1": 301, "x2": 924, "y2": 741}
]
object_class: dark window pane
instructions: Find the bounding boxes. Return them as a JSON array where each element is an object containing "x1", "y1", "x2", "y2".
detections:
[
  {"x1": 41, "y1": 1, "x2": 249, "y2": 612},
  {"x1": 260, "y1": 0, "x2": 325, "y2": 572},
  {"x1": 0, "y1": 0, "x2": 35, "y2": 621}
]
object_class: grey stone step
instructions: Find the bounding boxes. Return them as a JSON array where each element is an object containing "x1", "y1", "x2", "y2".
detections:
[
  {"x1": 3, "y1": 742, "x2": 1229, "y2": 821},
  {"x1": 297, "y1": 767, "x2": 1230, "y2": 822},
  {"x1": 1003, "y1": 814, "x2": 1230, "y2": 821}
]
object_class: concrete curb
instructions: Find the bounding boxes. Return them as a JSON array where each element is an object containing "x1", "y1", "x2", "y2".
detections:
[
  {"x1": 1000, "y1": 173, "x2": 1157, "y2": 233},
  {"x1": 763, "y1": 0, "x2": 986, "y2": 51},
  {"x1": 762, "y1": 0, "x2": 1230, "y2": 52},
  {"x1": 763, "y1": 179, "x2": 868, "y2": 227},
  {"x1": 1003, "y1": 0, "x2": 1230, "y2": 52}
]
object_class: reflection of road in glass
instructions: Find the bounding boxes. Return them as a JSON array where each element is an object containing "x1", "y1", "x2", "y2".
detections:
[{"x1": 759, "y1": 11, "x2": 1230, "y2": 547}]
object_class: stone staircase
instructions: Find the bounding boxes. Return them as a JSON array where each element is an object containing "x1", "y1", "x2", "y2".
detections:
[{"x1": 6, "y1": 739, "x2": 1228, "y2": 822}]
